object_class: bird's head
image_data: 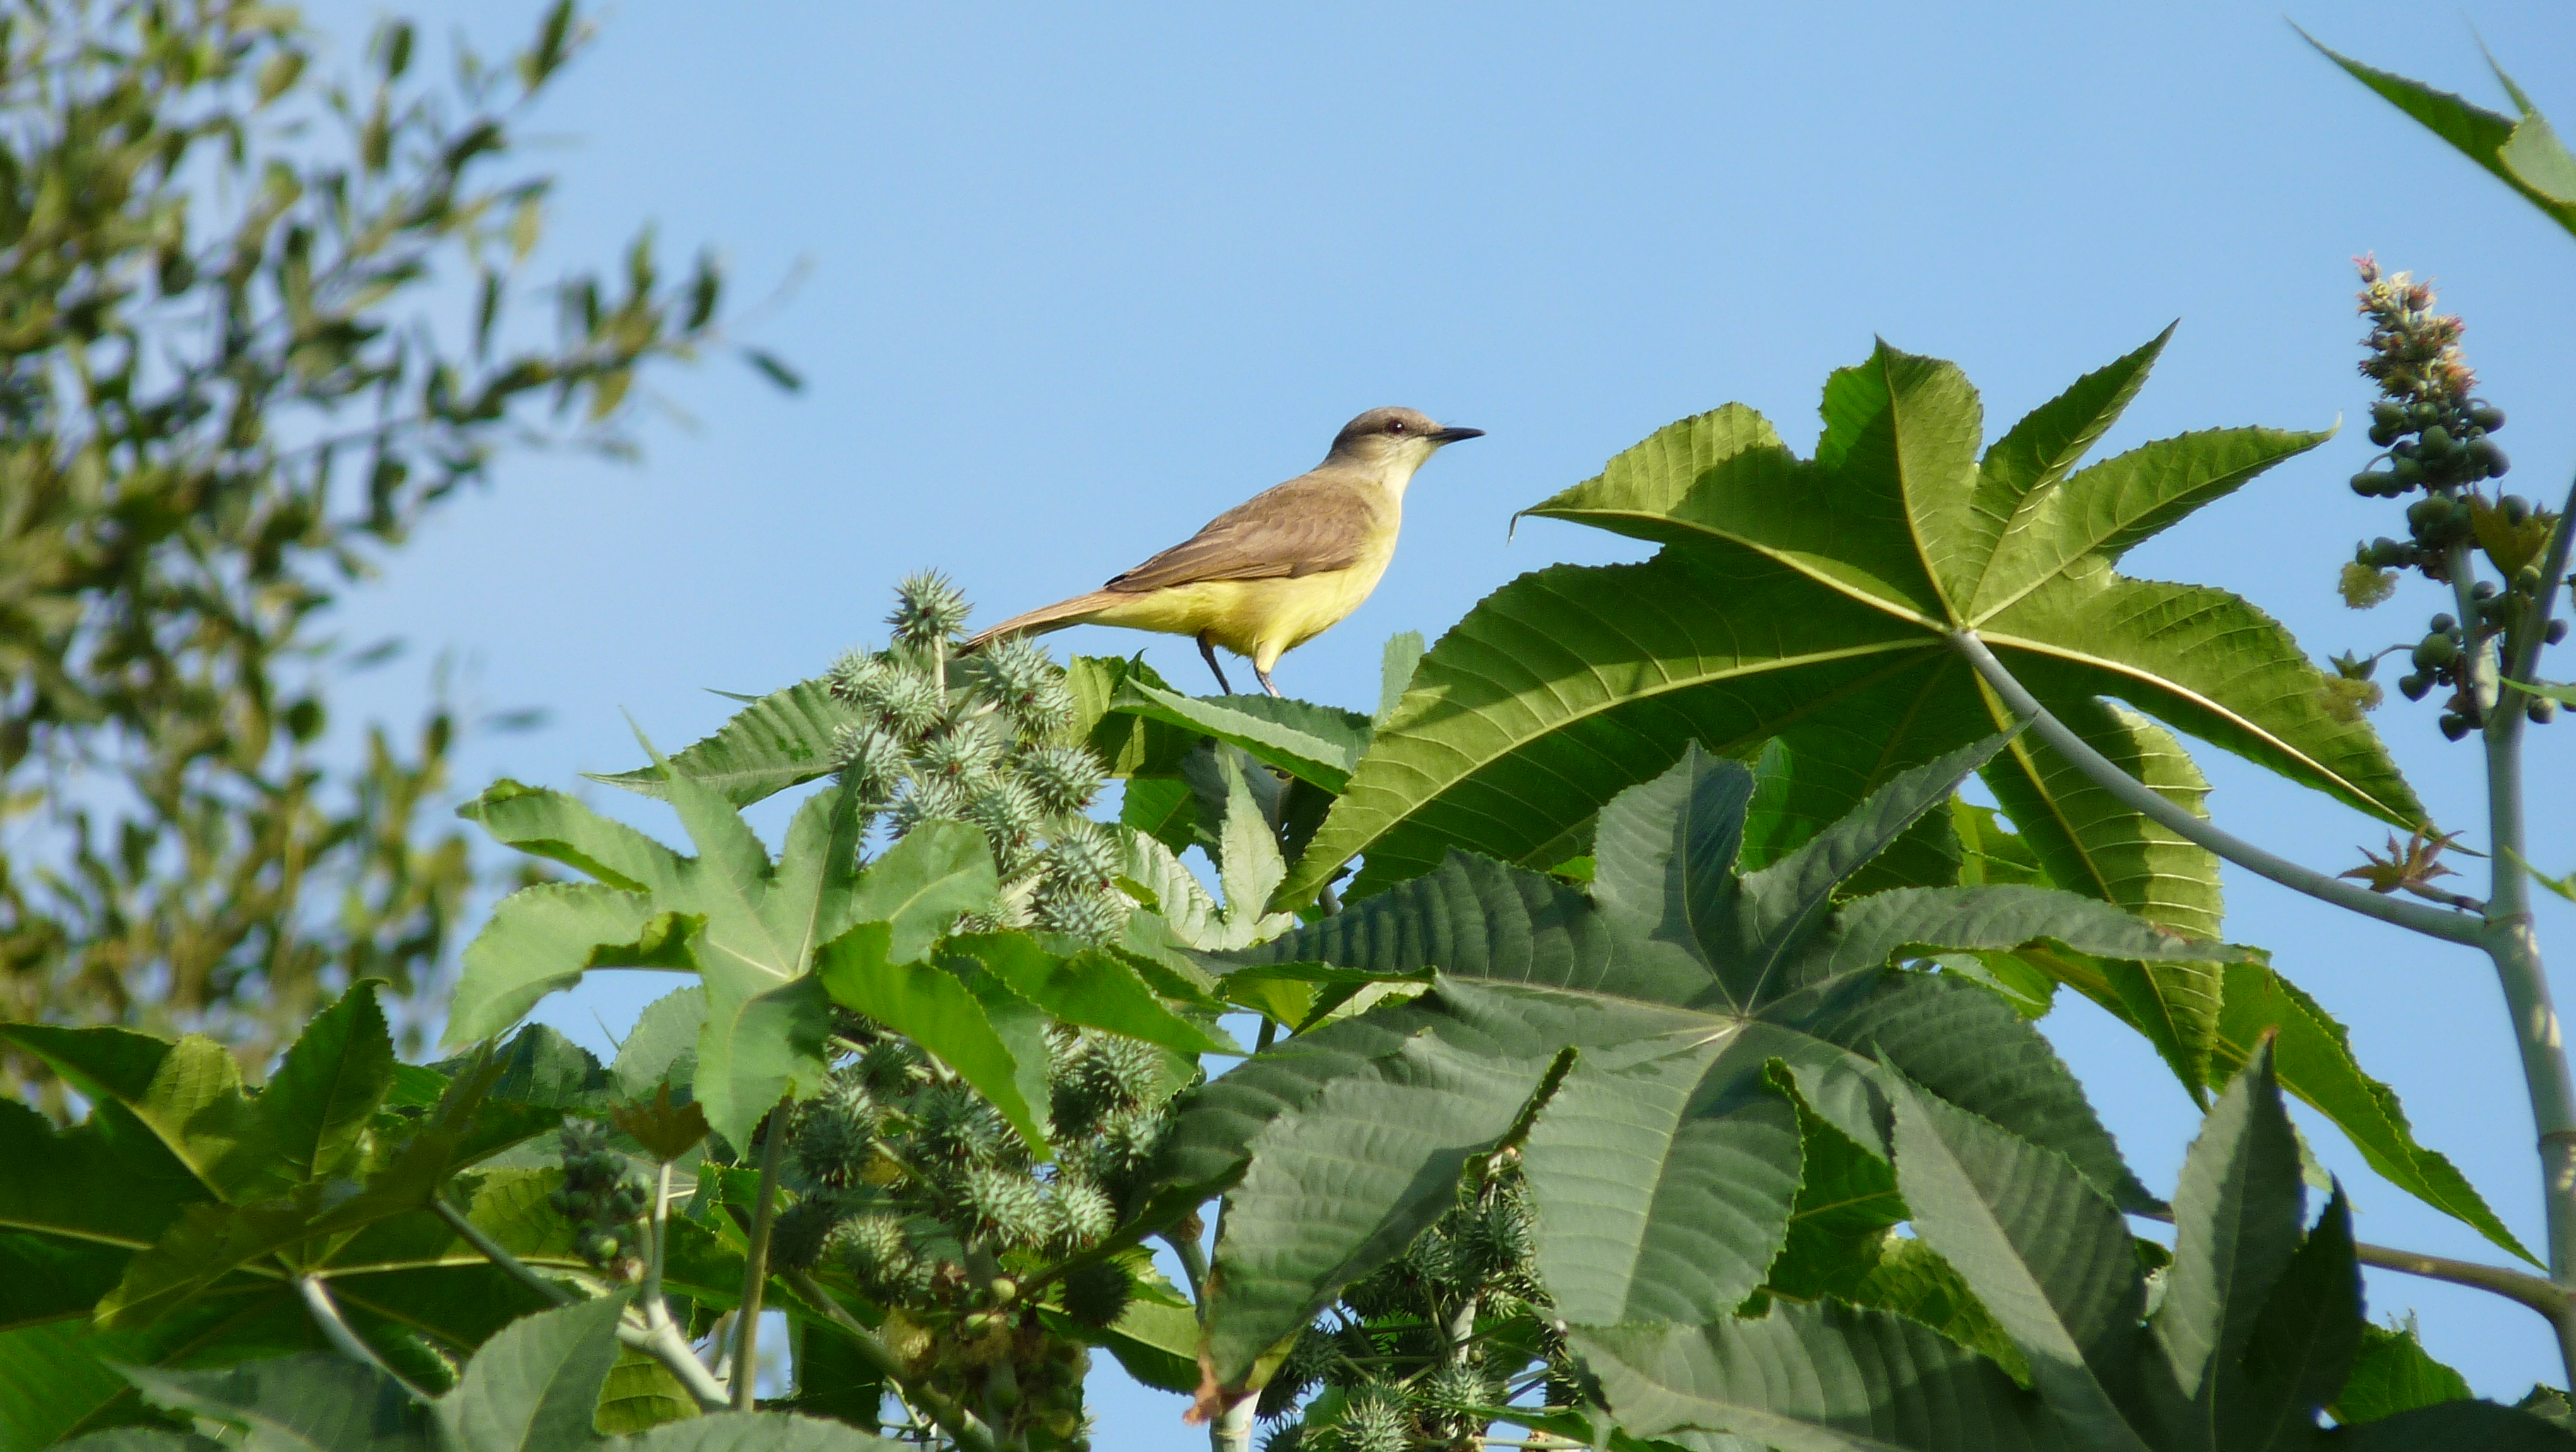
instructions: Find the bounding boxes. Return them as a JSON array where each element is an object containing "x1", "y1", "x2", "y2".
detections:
[{"x1": 1325, "y1": 407, "x2": 1484, "y2": 478}]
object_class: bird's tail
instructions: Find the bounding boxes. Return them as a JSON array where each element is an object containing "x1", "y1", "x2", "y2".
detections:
[{"x1": 961, "y1": 591, "x2": 1122, "y2": 653}]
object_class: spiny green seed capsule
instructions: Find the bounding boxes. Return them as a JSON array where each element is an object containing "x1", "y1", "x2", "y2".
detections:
[
  {"x1": 2532, "y1": 697, "x2": 2558, "y2": 725},
  {"x1": 2429, "y1": 613, "x2": 2457, "y2": 633},
  {"x1": 2417, "y1": 425, "x2": 2454, "y2": 459},
  {"x1": 2504, "y1": 495, "x2": 2533, "y2": 525},
  {"x1": 2440, "y1": 713, "x2": 2471, "y2": 740},
  {"x1": 2397, "y1": 674, "x2": 2430, "y2": 701},
  {"x1": 2549, "y1": 619, "x2": 2569, "y2": 645},
  {"x1": 2470, "y1": 402, "x2": 2505, "y2": 431},
  {"x1": 2413, "y1": 634, "x2": 2459, "y2": 670}
]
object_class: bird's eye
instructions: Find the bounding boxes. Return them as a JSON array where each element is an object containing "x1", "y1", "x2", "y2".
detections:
[{"x1": 1387, "y1": 419, "x2": 1407, "y2": 434}]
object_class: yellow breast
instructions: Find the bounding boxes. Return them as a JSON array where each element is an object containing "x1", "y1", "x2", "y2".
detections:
[{"x1": 1083, "y1": 531, "x2": 1397, "y2": 671}]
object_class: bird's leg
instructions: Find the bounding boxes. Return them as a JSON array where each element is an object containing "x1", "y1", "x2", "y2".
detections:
[
  {"x1": 1256, "y1": 666, "x2": 1282, "y2": 699},
  {"x1": 1196, "y1": 631, "x2": 1235, "y2": 696}
]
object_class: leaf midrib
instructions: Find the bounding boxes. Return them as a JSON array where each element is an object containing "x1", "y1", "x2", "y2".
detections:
[{"x1": 1974, "y1": 631, "x2": 2403, "y2": 821}]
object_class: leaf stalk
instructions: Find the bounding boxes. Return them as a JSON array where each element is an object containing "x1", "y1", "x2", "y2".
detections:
[
  {"x1": 780, "y1": 1266, "x2": 999, "y2": 1452},
  {"x1": 296, "y1": 1275, "x2": 427, "y2": 1399},
  {"x1": 1948, "y1": 631, "x2": 2483, "y2": 944},
  {"x1": 732, "y1": 1096, "x2": 791, "y2": 1410}
]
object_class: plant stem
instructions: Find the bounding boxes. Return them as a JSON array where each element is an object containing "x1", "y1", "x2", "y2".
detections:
[
  {"x1": 2352, "y1": 1237, "x2": 2570, "y2": 1323},
  {"x1": 1211, "y1": 1398, "x2": 1257, "y2": 1452},
  {"x1": 780, "y1": 1267, "x2": 999, "y2": 1452},
  {"x1": 2478, "y1": 467, "x2": 2576, "y2": 1386},
  {"x1": 297, "y1": 1276, "x2": 426, "y2": 1398},
  {"x1": 641, "y1": 1160, "x2": 674, "y2": 1316},
  {"x1": 434, "y1": 1197, "x2": 575, "y2": 1307},
  {"x1": 434, "y1": 1194, "x2": 729, "y2": 1409},
  {"x1": 732, "y1": 1097, "x2": 790, "y2": 1411},
  {"x1": 1949, "y1": 631, "x2": 2483, "y2": 944}
]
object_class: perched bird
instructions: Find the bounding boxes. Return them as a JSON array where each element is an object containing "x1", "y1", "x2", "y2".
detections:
[{"x1": 963, "y1": 407, "x2": 1482, "y2": 696}]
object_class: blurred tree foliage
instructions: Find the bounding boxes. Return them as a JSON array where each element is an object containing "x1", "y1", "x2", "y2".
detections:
[{"x1": 0, "y1": 0, "x2": 792, "y2": 1105}]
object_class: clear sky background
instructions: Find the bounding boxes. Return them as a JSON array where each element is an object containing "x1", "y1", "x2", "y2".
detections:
[{"x1": 298, "y1": 2, "x2": 2576, "y2": 1442}]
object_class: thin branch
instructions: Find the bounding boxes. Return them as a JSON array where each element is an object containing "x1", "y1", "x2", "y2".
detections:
[
  {"x1": 2351, "y1": 1239, "x2": 2570, "y2": 1323},
  {"x1": 780, "y1": 1267, "x2": 998, "y2": 1452},
  {"x1": 435, "y1": 1194, "x2": 728, "y2": 1409},
  {"x1": 732, "y1": 1098, "x2": 790, "y2": 1411},
  {"x1": 434, "y1": 1196, "x2": 572, "y2": 1306},
  {"x1": 297, "y1": 1275, "x2": 427, "y2": 1399},
  {"x1": 1950, "y1": 631, "x2": 2484, "y2": 944}
]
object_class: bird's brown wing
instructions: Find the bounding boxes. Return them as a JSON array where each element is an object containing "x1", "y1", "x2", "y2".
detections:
[{"x1": 1102, "y1": 475, "x2": 1375, "y2": 593}]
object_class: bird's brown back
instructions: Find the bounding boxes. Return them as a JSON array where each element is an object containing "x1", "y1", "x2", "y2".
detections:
[{"x1": 1102, "y1": 472, "x2": 1384, "y2": 594}]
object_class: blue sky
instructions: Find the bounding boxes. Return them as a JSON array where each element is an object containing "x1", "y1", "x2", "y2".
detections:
[{"x1": 304, "y1": 1, "x2": 2576, "y2": 1440}]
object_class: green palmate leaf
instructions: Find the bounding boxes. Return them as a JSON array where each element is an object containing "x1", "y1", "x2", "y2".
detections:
[
  {"x1": 1570, "y1": 1304, "x2": 2065, "y2": 1452},
  {"x1": 2330, "y1": 1321, "x2": 2474, "y2": 1425},
  {"x1": 1760, "y1": 1071, "x2": 2027, "y2": 1383},
  {"x1": 0, "y1": 1026, "x2": 277, "y2": 1205},
  {"x1": 592, "y1": 1348, "x2": 697, "y2": 1436},
  {"x1": 432, "y1": 1294, "x2": 628, "y2": 1452},
  {"x1": 453, "y1": 761, "x2": 946, "y2": 1146},
  {"x1": 0, "y1": 1093, "x2": 208, "y2": 1285},
  {"x1": 2303, "y1": 33, "x2": 2576, "y2": 242},
  {"x1": 117, "y1": 1356, "x2": 429, "y2": 1451},
  {"x1": 1285, "y1": 338, "x2": 2411, "y2": 915},
  {"x1": 612, "y1": 987, "x2": 708, "y2": 1102},
  {"x1": 1888, "y1": 1075, "x2": 2147, "y2": 1449},
  {"x1": 2027, "y1": 945, "x2": 2527, "y2": 1265},
  {"x1": 586, "y1": 677, "x2": 857, "y2": 808},
  {"x1": 1164, "y1": 740, "x2": 2219, "y2": 1386},
  {"x1": 448, "y1": 887, "x2": 693, "y2": 1046},
  {"x1": 1982, "y1": 696, "x2": 2222, "y2": 942},
  {"x1": 1103, "y1": 679, "x2": 1371, "y2": 792},
  {"x1": 257, "y1": 980, "x2": 398, "y2": 1186},
  {"x1": 948, "y1": 932, "x2": 1236, "y2": 1055},
  {"x1": 1376, "y1": 631, "x2": 1426, "y2": 726},
  {"x1": 2154, "y1": 1038, "x2": 2308, "y2": 1408},
  {"x1": 816, "y1": 924, "x2": 1044, "y2": 1150},
  {"x1": 613, "y1": 1411, "x2": 907, "y2": 1450},
  {"x1": 1068, "y1": 654, "x2": 1198, "y2": 779},
  {"x1": 845, "y1": 821, "x2": 999, "y2": 967}
]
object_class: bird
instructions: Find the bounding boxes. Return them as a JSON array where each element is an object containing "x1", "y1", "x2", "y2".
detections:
[{"x1": 962, "y1": 406, "x2": 1483, "y2": 697}]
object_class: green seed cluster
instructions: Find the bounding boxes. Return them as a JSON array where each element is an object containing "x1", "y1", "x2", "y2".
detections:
[
  {"x1": 777, "y1": 1013, "x2": 1185, "y2": 1451},
  {"x1": 2340, "y1": 261, "x2": 2564, "y2": 742},
  {"x1": 825, "y1": 575, "x2": 1126, "y2": 940},
  {"x1": 1258, "y1": 1155, "x2": 1567, "y2": 1452},
  {"x1": 547, "y1": 1120, "x2": 650, "y2": 1273}
]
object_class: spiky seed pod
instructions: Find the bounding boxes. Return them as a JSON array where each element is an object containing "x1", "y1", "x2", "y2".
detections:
[
  {"x1": 1036, "y1": 885, "x2": 1128, "y2": 942},
  {"x1": 1054, "y1": 1177, "x2": 1115, "y2": 1249},
  {"x1": 890, "y1": 570, "x2": 972, "y2": 647},
  {"x1": 828, "y1": 1213, "x2": 928, "y2": 1299},
  {"x1": 963, "y1": 1165, "x2": 1056, "y2": 1249},
  {"x1": 1042, "y1": 821, "x2": 1119, "y2": 894},
  {"x1": 919, "y1": 723, "x2": 1002, "y2": 782},
  {"x1": 914, "y1": 1083, "x2": 1010, "y2": 1167},
  {"x1": 827, "y1": 648, "x2": 893, "y2": 703},
  {"x1": 1419, "y1": 1362, "x2": 1496, "y2": 1414},
  {"x1": 875, "y1": 670, "x2": 950, "y2": 743},
  {"x1": 1017, "y1": 678, "x2": 1077, "y2": 739},
  {"x1": 1059, "y1": 1258, "x2": 1135, "y2": 1331},
  {"x1": 1015, "y1": 744, "x2": 1105, "y2": 814},
  {"x1": 1334, "y1": 1383, "x2": 1412, "y2": 1452},
  {"x1": 857, "y1": 1038, "x2": 926, "y2": 1095},
  {"x1": 793, "y1": 1081, "x2": 881, "y2": 1189},
  {"x1": 769, "y1": 1195, "x2": 849, "y2": 1271},
  {"x1": 967, "y1": 775, "x2": 1044, "y2": 855},
  {"x1": 833, "y1": 723, "x2": 907, "y2": 802},
  {"x1": 963, "y1": 635, "x2": 1056, "y2": 718},
  {"x1": 1258, "y1": 1426, "x2": 1308, "y2": 1452},
  {"x1": 890, "y1": 774, "x2": 968, "y2": 836}
]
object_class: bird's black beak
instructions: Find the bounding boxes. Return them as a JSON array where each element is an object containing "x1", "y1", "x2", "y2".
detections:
[{"x1": 1430, "y1": 426, "x2": 1484, "y2": 444}]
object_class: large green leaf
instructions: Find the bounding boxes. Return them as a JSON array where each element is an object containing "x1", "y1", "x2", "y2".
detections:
[
  {"x1": 1102, "y1": 679, "x2": 1371, "y2": 792},
  {"x1": 586, "y1": 678, "x2": 858, "y2": 808},
  {"x1": 431, "y1": 1295, "x2": 627, "y2": 1452},
  {"x1": 2330, "y1": 1322, "x2": 2473, "y2": 1426},
  {"x1": 613, "y1": 1411, "x2": 906, "y2": 1450},
  {"x1": 814, "y1": 923, "x2": 1044, "y2": 1150},
  {"x1": 256, "y1": 981, "x2": 398, "y2": 1189},
  {"x1": 1888, "y1": 1076, "x2": 2147, "y2": 1450},
  {"x1": 1571, "y1": 1306, "x2": 2065, "y2": 1452},
  {"x1": 452, "y1": 762, "x2": 974, "y2": 1146},
  {"x1": 1284, "y1": 339, "x2": 2414, "y2": 915},
  {"x1": 117, "y1": 1357, "x2": 429, "y2": 1451},
  {"x1": 2303, "y1": 34, "x2": 2576, "y2": 242},
  {"x1": 1163, "y1": 739, "x2": 2229, "y2": 1386}
]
